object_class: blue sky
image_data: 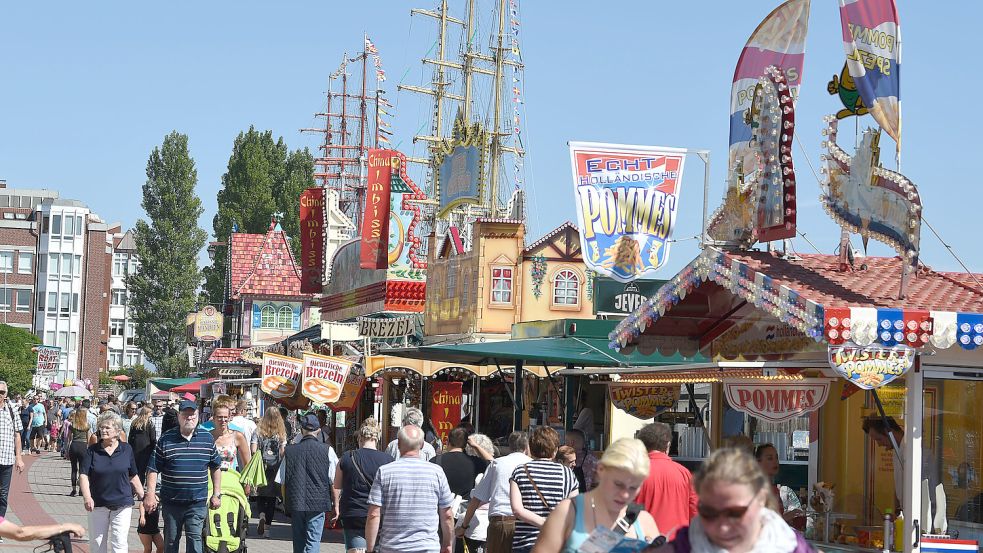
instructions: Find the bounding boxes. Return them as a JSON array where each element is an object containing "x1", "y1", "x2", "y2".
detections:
[{"x1": 1, "y1": 1, "x2": 979, "y2": 280}]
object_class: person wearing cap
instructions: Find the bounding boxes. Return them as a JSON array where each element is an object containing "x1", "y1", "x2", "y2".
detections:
[
  {"x1": 143, "y1": 400, "x2": 222, "y2": 553},
  {"x1": 283, "y1": 413, "x2": 335, "y2": 553}
]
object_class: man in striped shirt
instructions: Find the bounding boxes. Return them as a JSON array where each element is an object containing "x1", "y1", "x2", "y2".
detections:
[
  {"x1": 144, "y1": 400, "x2": 222, "y2": 553},
  {"x1": 365, "y1": 425, "x2": 454, "y2": 553}
]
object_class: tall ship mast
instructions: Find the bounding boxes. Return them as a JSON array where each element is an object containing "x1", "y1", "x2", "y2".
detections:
[
  {"x1": 399, "y1": 0, "x2": 528, "y2": 250},
  {"x1": 302, "y1": 38, "x2": 393, "y2": 230}
]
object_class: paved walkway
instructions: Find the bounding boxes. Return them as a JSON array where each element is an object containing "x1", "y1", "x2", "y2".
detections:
[{"x1": 2, "y1": 451, "x2": 346, "y2": 552}]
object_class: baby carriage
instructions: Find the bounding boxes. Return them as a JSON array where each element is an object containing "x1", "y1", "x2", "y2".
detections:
[{"x1": 204, "y1": 469, "x2": 251, "y2": 553}]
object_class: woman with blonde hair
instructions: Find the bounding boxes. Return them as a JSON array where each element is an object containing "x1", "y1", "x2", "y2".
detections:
[
  {"x1": 649, "y1": 447, "x2": 814, "y2": 552},
  {"x1": 333, "y1": 417, "x2": 393, "y2": 552},
  {"x1": 251, "y1": 407, "x2": 287, "y2": 538},
  {"x1": 67, "y1": 408, "x2": 92, "y2": 496},
  {"x1": 534, "y1": 438, "x2": 659, "y2": 552}
]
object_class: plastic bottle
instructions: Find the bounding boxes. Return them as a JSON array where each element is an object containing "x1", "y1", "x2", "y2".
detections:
[{"x1": 893, "y1": 512, "x2": 904, "y2": 552}]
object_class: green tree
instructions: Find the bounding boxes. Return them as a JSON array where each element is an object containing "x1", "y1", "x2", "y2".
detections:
[
  {"x1": 202, "y1": 127, "x2": 315, "y2": 306},
  {"x1": 0, "y1": 324, "x2": 39, "y2": 394},
  {"x1": 102, "y1": 365, "x2": 152, "y2": 390},
  {"x1": 129, "y1": 132, "x2": 207, "y2": 378}
]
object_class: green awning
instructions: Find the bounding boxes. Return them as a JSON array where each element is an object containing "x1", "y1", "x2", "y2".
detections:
[
  {"x1": 383, "y1": 337, "x2": 701, "y2": 368},
  {"x1": 381, "y1": 319, "x2": 705, "y2": 368},
  {"x1": 149, "y1": 377, "x2": 201, "y2": 391}
]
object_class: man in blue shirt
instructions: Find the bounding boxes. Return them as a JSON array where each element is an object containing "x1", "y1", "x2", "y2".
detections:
[{"x1": 143, "y1": 400, "x2": 222, "y2": 553}]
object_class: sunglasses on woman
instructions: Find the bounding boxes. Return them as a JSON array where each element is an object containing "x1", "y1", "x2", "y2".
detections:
[{"x1": 697, "y1": 494, "x2": 758, "y2": 521}]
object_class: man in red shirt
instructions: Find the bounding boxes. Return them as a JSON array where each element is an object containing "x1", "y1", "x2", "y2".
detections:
[{"x1": 635, "y1": 422, "x2": 698, "y2": 540}]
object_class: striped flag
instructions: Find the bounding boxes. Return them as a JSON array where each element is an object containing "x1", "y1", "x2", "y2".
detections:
[
  {"x1": 364, "y1": 37, "x2": 379, "y2": 55},
  {"x1": 838, "y1": 0, "x2": 901, "y2": 145},
  {"x1": 729, "y1": 0, "x2": 810, "y2": 182}
]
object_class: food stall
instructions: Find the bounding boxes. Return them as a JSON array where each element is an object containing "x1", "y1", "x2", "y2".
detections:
[{"x1": 608, "y1": 247, "x2": 983, "y2": 552}]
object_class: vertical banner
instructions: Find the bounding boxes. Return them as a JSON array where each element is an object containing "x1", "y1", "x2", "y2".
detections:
[
  {"x1": 301, "y1": 353, "x2": 353, "y2": 405},
  {"x1": 729, "y1": 0, "x2": 810, "y2": 184},
  {"x1": 569, "y1": 142, "x2": 687, "y2": 282},
  {"x1": 360, "y1": 149, "x2": 395, "y2": 269},
  {"x1": 299, "y1": 188, "x2": 325, "y2": 293},
  {"x1": 332, "y1": 370, "x2": 366, "y2": 412},
  {"x1": 261, "y1": 353, "x2": 304, "y2": 399},
  {"x1": 430, "y1": 381, "x2": 463, "y2": 444},
  {"x1": 838, "y1": 0, "x2": 901, "y2": 144}
]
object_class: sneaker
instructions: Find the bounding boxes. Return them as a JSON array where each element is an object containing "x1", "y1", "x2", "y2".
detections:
[
  {"x1": 257, "y1": 514, "x2": 266, "y2": 536},
  {"x1": 69, "y1": 489, "x2": 76, "y2": 497}
]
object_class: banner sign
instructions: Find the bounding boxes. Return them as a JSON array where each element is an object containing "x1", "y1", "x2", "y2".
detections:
[
  {"x1": 729, "y1": 0, "x2": 810, "y2": 180},
  {"x1": 569, "y1": 142, "x2": 687, "y2": 282},
  {"x1": 593, "y1": 278, "x2": 666, "y2": 316},
  {"x1": 261, "y1": 353, "x2": 303, "y2": 399},
  {"x1": 608, "y1": 384, "x2": 680, "y2": 420},
  {"x1": 430, "y1": 381, "x2": 463, "y2": 443},
  {"x1": 332, "y1": 369, "x2": 366, "y2": 412},
  {"x1": 302, "y1": 353, "x2": 353, "y2": 405},
  {"x1": 358, "y1": 317, "x2": 413, "y2": 338},
  {"x1": 436, "y1": 114, "x2": 487, "y2": 218},
  {"x1": 386, "y1": 151, "x2": 428, "y2": 275},
  {"x1": 838, "y1": 0, "x2": 901, "y2": 144},
  {"x1": 828, "y1": 342, "x2": 915, "y2": 389},
  {"x1": 723, "y1": 380, "x2": 830, "y2": 423},
  {"x1": 193, "y1": 305, "x2": 224, "y2": 342},
  {"x1": 360, "y1": 149, "x2": 395, "y2": 269},
  {"x1": 34, "y1": 346, "x2": 61, "y2": 377},
  {"x1": 299, "y1": 188, "x2": 325, "y2": 293}
]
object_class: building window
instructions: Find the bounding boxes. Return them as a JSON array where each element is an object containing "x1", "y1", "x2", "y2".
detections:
[
  {"x1": 15, "y1": 290, "x2": 30, "y2": 313},
  {"x1": 57, "y1": 331, "x2": 68, "y2": 350},
  {"x1": 17, "y1": 252, "x2": 32, "y2": 274},
  {"x1": 47, "y1": 292, "x2": 57, "y2": 313},
  {"x1": 128, "y1": 258, "x2": 140, "y2": 275},
  {"x1": 76, "y1": 216, "x2": 83, "y2": 235},
  {"x1": 125, "y1": 352, "x2": 141, "y2": 367},
  {"x1": 277, "y1": 306, "x2": 293, "y2": 329},
  {"x1": 61, "y1": 253, "x2": 73, "y2": 280},
  {"x1": 36, "y1": 291, "x2": 44, "y2": 311},
  {"x1": 51, "y1": 214, "x2": 62, "y2": 236},
  {"x1": 60, "y1": 292, "x2": 71, "y2": 317},
  {"x1": 126, "y1": 321, "x2": 136, "y2": 345},
  {"x1": 109, "y1": 349, "x2": 123, "y2": 368},
  {"x1": 48, "y1": 254, "x2": 59, "y2": 276},
  {"x1": 552, "y1": 269, "x2": 580, "y2": 307},
  {"x1": 110, "y1": 319, "x2": 124, "y2": 337},
  {"x1": 69, "y1": 332, "x2": 77, "y2": 353},
  {"x1": 0, "y1": 289, "x2": 10, "y2": 312},
  {"x1": 113, "y1": 253, "x2": 127, "y2": 276},
  {"x1": 45, "y1": 331, "x2": 55, "y2": 347},
  {"x1": 111, "y1": 289, "x2": 127, "y2": 306},
  {"x1": 63, "y1": 215, "x2": 75, "y2": 237},
  {"x1": 0, "y1": 252, "x2": 11, "y2": 273},
  {"x1": 491, "y1": 267, "x2": 513, "y2": 304},
  {"x1": 261, "y1": 305, "x2": 276, "y2": 328},
  {"x1": 74, "y1": 255, "x2": 81, "y2": 278}
]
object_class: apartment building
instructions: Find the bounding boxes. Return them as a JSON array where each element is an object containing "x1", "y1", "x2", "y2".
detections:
[
  {"x1": 0, "y1": 182, "x2": 58, "y2": 331},
  {"x1": 107, "y1": 229, "x2": 144, "y2": 369}
]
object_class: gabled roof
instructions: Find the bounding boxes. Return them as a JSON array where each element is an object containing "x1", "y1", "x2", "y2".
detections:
[
  {"x1": 115, "y1": 229, "x2": 137, "y2": 252},
  {"x1": 611, "y1": 249, "x2": 983, "y2": 352},
  {"x1": 228, "y1": 222, "x2": 311, "y2": 300},
  {"x1": 205, "y1": 348, "x2": 245, "y2": 365},
  {"x1": 524, "y1": 221, "x2": 577, "y2": 253}
]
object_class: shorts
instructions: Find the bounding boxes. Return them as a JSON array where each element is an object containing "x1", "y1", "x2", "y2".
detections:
[
  {"x1": 138, "y1": 505, "x2": 161, "y2": 535},
  {"x1": 30, "y1": 426, "x2": 45, "y2": 440}
]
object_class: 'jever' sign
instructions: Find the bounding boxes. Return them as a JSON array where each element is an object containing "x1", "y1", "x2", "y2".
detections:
[
  {"x1": 723, "y1": 380, "x2": 830, "y2": 423},
  {"x1": 827, "y1": 342, "x2": 915, "y2": 389},
  {"x1": 608, "y1": 384, "x2": 680, "y2": 420}
]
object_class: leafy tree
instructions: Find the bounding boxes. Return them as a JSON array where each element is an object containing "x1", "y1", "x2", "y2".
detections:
[
  {"x1": 0, "y1": 324, "x2": 39, "y2": 394},
  {"x1": 202, "y1": 127, "x2": 315, "y2": 306},
  {"x1": 101, "y1": 365, "x2": 152, "y2": 390},
  {"x1": 129, "y1": 132, "x2": 207, "y2": 378}
]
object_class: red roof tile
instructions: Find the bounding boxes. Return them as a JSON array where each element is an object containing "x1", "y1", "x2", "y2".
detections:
[
  {"x1": 207, "y1": 348, "x2": 245, "y2": 364},
  {"x1": 228, "y1": 226, "x2": 312, "y2": 300},
  {"x1": 727, "y1": 251, "x2": 983, "y2": 313}
]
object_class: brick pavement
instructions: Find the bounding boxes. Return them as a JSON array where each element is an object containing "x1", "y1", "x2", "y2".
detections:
[{"x1": 1, "y1": 451, "x2": 346, "y2": 552}]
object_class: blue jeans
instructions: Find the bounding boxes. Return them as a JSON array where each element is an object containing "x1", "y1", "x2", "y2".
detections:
[
  {"x1": 291, "y1": 511, "x2": 325, "y2": 553},
  {"x1": 162, "y1": 500, "x2": 206, "y2": 553},
  {"x1": 342, "y1": 517, "x2": 367, "y2": 549},
  {"x1": 0, "y1": 464, "x2": 12, "y2": 518}
]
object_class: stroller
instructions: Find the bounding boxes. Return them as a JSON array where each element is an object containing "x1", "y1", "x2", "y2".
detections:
[{"x1": 204, "y1": 469, "x2": 251, "y2": 553}]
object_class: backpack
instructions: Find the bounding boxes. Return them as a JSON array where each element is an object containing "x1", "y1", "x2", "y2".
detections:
[{"x1": 259, "y1": 435, "x2": 282, "y2": 467}]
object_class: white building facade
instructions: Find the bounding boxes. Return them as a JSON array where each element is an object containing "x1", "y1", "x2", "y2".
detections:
[{"x1": 107, "y1": 229, "x2": 143, "y2": 369}]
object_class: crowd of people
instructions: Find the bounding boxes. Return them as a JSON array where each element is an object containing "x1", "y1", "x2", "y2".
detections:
[{"x1": 0, "y1": 383, "x2": 820, "y2": 553}]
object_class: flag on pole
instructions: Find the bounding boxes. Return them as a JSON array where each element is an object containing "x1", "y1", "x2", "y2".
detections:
[
  {"x1": 728, "y1": 0, "x2": 810, "y2": 181},
  {"x1": 365, "y1": 37, "x2": 379, "y2": 55},
  {"x1": 838, "y1": 0, "x2": 901, "y2": 145}
]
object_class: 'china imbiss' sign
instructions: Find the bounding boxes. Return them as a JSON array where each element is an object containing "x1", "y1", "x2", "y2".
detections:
[{"x1": 723, "y1": 380, "x2": 830, "y2": 423}]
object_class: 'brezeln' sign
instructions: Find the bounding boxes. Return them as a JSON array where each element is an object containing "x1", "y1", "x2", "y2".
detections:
[
  {"x1": 302, "y1": 353, "x2": 353, "y2": 405},
  {"x1": 608, "y1": 384, "x2": 680, "y2": 420},
  {"x1": 827, "y1": 342, "x2": 915, "y2": 389},
  {"x1": 358, "y1": 317, "x2": 413, "y2": 338},
  {"x1": 724, "y1": 380, "x2": 830, "y2": 423}
]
